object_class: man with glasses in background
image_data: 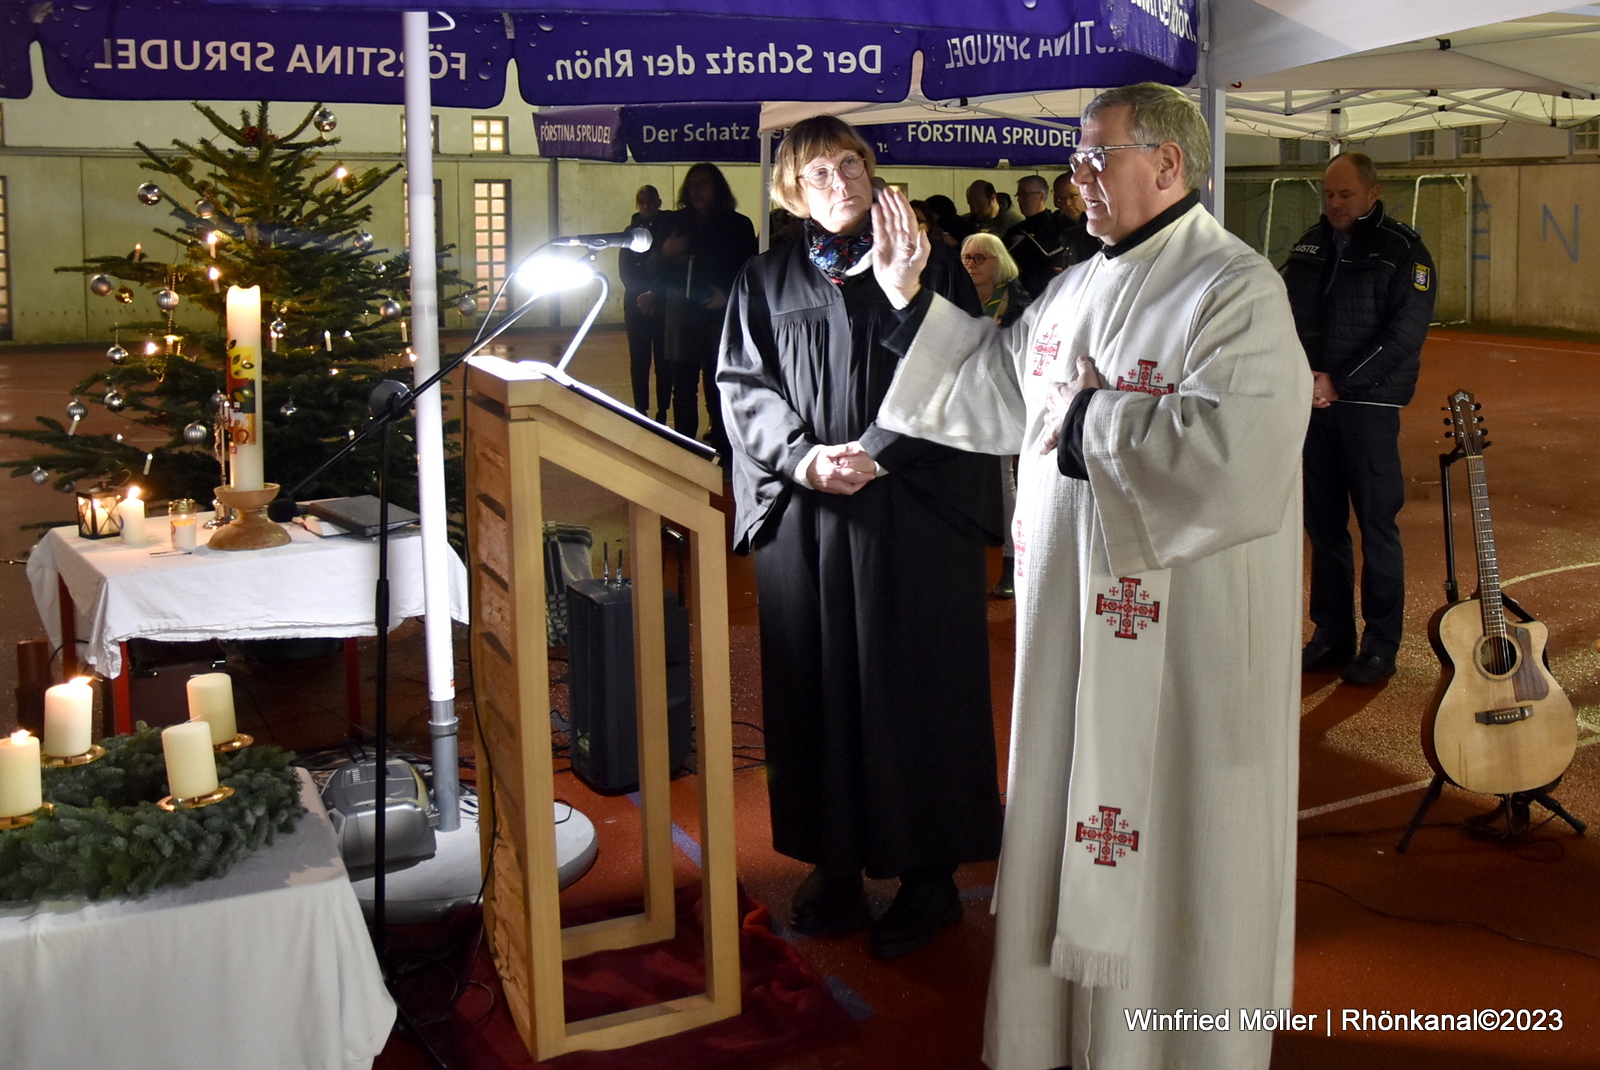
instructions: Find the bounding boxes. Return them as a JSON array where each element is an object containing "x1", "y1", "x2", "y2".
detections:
[
  {"x1": 1004, "y1": 174, "x2": 1070, "y2": 299},
  {"x1": 868, "y1": 83, "x2": 1307, "y2": 1070}
]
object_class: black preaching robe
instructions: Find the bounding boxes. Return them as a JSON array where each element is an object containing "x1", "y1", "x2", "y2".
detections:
[{"x1": 718, "y1": 238, "x2": 1004, "y2": 878}]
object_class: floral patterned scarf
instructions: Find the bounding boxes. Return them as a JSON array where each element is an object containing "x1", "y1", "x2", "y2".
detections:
[{"x1": 804, "y1": 218, "x2": 874, "y2": 286}]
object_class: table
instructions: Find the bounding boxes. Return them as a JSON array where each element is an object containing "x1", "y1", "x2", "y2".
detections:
[
  {"x1": 26, "y1": 518, "x2": 469, "y2": 732},
  {"x1": 0, "y1": 771, "x2": 396, "y2": 1070}
]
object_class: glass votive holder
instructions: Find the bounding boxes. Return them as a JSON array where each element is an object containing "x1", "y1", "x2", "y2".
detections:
[{"x1": 169, "y1": 498, "x2": 198, "y2": 551}]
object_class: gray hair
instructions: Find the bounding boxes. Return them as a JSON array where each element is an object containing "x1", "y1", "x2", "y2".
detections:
[
  {"x1": 1083, "y1": 82, "x2": 1210, "y2": 194},
  {"x1": 1016, "y1": 174, "x2": 1048, "y2": 195}
]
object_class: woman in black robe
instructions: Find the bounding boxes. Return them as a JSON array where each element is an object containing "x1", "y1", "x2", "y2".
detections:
[{"x1": 718, "y1": 116, "x2": 1004, "y2": 959}]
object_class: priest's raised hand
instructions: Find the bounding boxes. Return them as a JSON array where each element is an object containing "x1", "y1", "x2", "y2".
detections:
[{"x1": 870, "y1": 185, "x2": 930, "y2": 309}]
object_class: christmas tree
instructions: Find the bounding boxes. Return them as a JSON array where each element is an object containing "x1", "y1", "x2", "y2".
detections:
[{"x1": 4, "y1": 101, "x2": 476, "y2": 515}]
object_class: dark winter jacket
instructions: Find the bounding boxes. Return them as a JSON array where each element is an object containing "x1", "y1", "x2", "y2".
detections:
[{"x1": 1281, "y1": 201, "x2": 1436, "y2": 406}]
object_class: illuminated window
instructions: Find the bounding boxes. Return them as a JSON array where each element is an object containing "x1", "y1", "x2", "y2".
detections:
[
  {"x1": 1413, "y1": 129, "x2": 1436, "y2": 159},
  {"x1": 0, "y1": 177, "x2": 10, "y2": 340},
  {"x1": 1459, "y1": 125, "x2": 1482, "y2": 156},
  {"x1": 400, "y1": 114, "x2": 440, "y2": 155},
  {"x1": 1574, "y1": 118, "x2": 1599, "y2": 153},
  {"x1": 473, "y1": 180, "x2": 510, "y2": 312},
  {"x1": 472, "y1": 117, "x2": 508, "y2": 154}
]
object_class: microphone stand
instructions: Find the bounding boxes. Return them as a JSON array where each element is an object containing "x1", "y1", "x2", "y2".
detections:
[{"x1": 272, "y1": 261, "x2": 610, "y2": 950}]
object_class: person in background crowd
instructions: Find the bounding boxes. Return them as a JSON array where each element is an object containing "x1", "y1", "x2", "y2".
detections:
[
  {"x1": 964, "y1": 179, "x2": 1023, "y2": 236},
  {"x1": 924, "y1": 194, "x2": 975, "y2": 244},
  {"x1": 1004, "y1": 174, "x2": 1070, "y2": 298},
  {"x1": 1053, "y1": 171, "x2": 1102, "y2": 266},
  {"x1": 961, "y1": 231, "x2": 1032, "y2": 599},
  {"x1": 718, "y1": 114, "x2": 1002, "y2": 961},
  {"x1": 654, "y1": 163, "x2": 758, "y2": 454},
  {"x1": 620, "y1": 184, "x2": 670, "y2": 420},
  {"x1": 1282, "y1": 151, "x2": 1436, "y2": 685},
  {"x1": 871, "y1": 82, "x2": 1307, "y2": 1070}
]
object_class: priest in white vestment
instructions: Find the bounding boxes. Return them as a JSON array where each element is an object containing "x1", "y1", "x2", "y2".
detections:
[{"x1": 867, "y1": 83, "x2": 1311, "y2": 1070}]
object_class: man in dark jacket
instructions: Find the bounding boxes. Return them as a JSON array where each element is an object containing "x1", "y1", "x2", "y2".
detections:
[
  {"x1": 1282, "y1": 151, "x2": 1436, "y2": 685},
  {"x1": 620, "y1": 184, "x2": 670, "y2": 419},
  {"x1": 1004, "y1": 174, "x2": 1067, "y2": 298}
]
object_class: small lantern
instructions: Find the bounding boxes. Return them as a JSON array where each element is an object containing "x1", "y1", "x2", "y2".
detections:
[{"x1": 75, "y1": 484, "x2": 122, "y2": 539}]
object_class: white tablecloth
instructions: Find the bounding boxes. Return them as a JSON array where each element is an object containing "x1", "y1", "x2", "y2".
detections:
[
  {"x1": 0, "y1": 771, "x2": 396, "y2": 1070},
  {"x1": 27, "y1": 519, "x2": 469, "y2": 677}
]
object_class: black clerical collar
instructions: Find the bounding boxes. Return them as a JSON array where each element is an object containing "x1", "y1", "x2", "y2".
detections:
[{"x1": 1101, "y1": 190, "x2": 1201, "y2": 260}]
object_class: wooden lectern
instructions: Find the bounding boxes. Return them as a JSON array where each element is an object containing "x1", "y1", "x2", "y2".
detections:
[{"x1": 464, "y1": 357, "x2": 740, "y2": 1059}]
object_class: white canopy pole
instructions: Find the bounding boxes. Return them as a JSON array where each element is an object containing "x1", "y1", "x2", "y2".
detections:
[
  {"x1": 404, "y1": 10, "x2": 461, "y2": 831},
  {"x1": 1199, "y1": 0, "x2": 1226, "y2": 227}
]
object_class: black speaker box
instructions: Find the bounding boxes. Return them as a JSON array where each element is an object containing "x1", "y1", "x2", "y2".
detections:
[{"x1": 565, "y1": 578, "x2": 692, "y2": 795}]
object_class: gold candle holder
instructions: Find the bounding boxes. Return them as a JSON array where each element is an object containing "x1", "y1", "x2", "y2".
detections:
[
  {"x1": 157, "y1": 784, "x2": 236, "y2": 811},
  {"x1": 207, "y1": 483, "x2": 290, "y2": 552},
  {"x1": 0, "y1": 802, "x2": 54, "y2": 830},
  {"x1": 213, "y1": 733, "x2": 254, "y2": 754},
  {"x1": 41, "y1": 744, "x2": 107, "y2": 769}
]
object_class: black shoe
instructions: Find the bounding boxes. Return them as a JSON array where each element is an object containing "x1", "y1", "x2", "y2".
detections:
[
  {"x1": 790, "y1": 868, "x2": 867, "y2": 936},
  {"x1": 990, "y1": 557, "x2": 1015, "y2": 599},
  {"x1": 1341, "y1": 651, "x2": 1396, "y2": 686},
  {"x1": 869, "y1": 874, "x2": 962, "y2": 958},
  {"x1": 1301, "y1": 637, "x2": 1355, "y2": 673},
  {"x1": 654, "y1": 410, "x2": 667, "y2": 424}
]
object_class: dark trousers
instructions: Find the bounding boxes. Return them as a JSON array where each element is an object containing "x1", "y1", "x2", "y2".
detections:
[
  {"x1": 624, "y1": 299, "x2": 667, "y2": 417},
  {"x1": 1303, "y1": 403, "x2": 1406, "y2": 656}
]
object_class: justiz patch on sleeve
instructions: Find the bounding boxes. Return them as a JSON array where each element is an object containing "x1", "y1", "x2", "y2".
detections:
[{"x1": 1413, "y1": 264, "x2": 1431, "y2": 291}]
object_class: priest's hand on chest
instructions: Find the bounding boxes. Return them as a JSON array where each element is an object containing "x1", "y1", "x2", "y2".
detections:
[
  {"x1": 1040, "y1": 356, "x2": 1107, "y2": 453},
  {"x1": 808, "y1": 442, "x2": 877, "y2": 495}
]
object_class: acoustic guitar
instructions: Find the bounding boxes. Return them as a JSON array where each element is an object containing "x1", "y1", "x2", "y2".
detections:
[{"x1": 1422, "y1": 390, "x2": 1577, "y2": 795}]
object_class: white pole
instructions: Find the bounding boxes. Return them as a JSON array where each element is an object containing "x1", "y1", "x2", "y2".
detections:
[
  {"x1": 758, "y1": 130, "x2": 774, "y2": 253},
  {"x1": 404, "y1": 10, "x2": 460, "y2": 831}
]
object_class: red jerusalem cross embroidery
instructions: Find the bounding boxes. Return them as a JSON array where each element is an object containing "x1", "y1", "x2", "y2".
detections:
[
  {"x1": 1095, "y1": 577, "x2": 1161, "y2": 639},
  {"x1": 1076, "y1": 805, "x2": 1140, "y2": 866},
  {"x1": 1117, "y1": 359, "x2": 1176, "y2": 396}
]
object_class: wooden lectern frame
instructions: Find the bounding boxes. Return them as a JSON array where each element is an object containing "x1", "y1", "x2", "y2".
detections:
[{"x1": 464, "y1": 357, "x2": 739, "y2": 1059}]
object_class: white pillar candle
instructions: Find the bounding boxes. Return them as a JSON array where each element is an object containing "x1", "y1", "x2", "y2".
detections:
[
  {"x1": 119, "y1": 486, "x2": 146, "y2": 546},
  {"x1": 161, "y1": 721, "x2": 219, "y2": 799},
  {"x1": 186, "y1": 672, "x2": 237, "y2": 745},
  {"x1": 42, "y1": 677, "x2": 95, "y2": 757},
  {"x1": 226, "y1": 285, "x2": 264, "y2": 491},
  {"x1": 0, "y1": 731, "x2": 43, "y2": 818}
]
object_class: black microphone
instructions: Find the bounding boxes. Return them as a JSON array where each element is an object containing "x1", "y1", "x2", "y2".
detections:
[
  {"x1": 266, "y1": 497, "x2": 303, "y2": 523},
  {"x1": 548, "y1": 227, "x2": 652, "y2": 253}
]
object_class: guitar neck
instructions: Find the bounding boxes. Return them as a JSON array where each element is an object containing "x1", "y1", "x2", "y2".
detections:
[{"x1": 1465, "y1": 454, "x2": 1507, "y2": 638}]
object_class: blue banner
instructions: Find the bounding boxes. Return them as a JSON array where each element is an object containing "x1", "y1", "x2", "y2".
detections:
[
  {"x1": 0, "y1": 2, "x2": 37, "y2": 98},
  {"x1": 624, "y1": 103, "x2": 764, "y2": 163},
  {"x1": 916, "y1": 23, "x2": 1187, "y2": 100},
  {"x1": 513, "y1": 14, "x2": 913, "y2": 106},
  {"x1": 535, "y1": 106, "x2": 626, "y2": 161},
  {"x1": 28, "y1": 0, "x2": 512, "y2": 107},
  {"x1": 858, "y1": 117, "x2": 1080, "y2": 168},
  {"x1": 1100, "y1": 0, "x2": 1197, "y2": 74}
]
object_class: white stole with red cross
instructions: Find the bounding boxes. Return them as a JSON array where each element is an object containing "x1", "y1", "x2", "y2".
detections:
[{"x1": 1050, "y1": 533, "x2": 1169, "y2": 990}]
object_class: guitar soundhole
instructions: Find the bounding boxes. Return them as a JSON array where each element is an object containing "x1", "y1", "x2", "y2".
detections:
[{"x1": 1475, "y1": 635, "x2": 1520, "y2": 677}]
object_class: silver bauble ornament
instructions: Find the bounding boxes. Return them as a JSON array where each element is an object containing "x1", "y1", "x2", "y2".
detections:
[
  {"x1": 352, "y1": 231, "x2": 374, "y2": 252},
  {"x1": 103, "y1": 389, "x2": 126, "y2": 412},
  {"x1": 137, "y1": 182, "x2": 163, "y2": 206},
  {"x1": 29, "y1": 466, "x2": 50, "y2": 486},
  {"x1": 210, "y1": 391, "x2": 227, "y2": 407},
  {"x1": 456, "y1": 294, "x2": 477, "y2": 316},
  {"x1": 90, "y1": 275, "x2": 115, "y2": 297},
  {"x1": 373, "y1": 262, "x2": 387, "y2": 276},
  {"x1": 196, "y1": 199, "x2": 215, "y2": 219},
  {"x1": 183, "y1": 421, "x2": 209, "y2": 444},
  {"x1": 379, "y1": 299, "x2": 402, "y2": 321},
  {"x1": 280, "y1": 398, "x2": 298, "y2": 417},
  {"x1": 114, "y1": 286, "x2": 135, "y2": 305},
  {"x1": 107, "y1": 343, "x2": 128, "y2": 365},
  {"x1": 270, "y1": 317, "x2": 287, "y2": 336},
  {"x1": 313, "y1": 108, "x2": 338, "y2": 133},
  {"x1": 156, "y1": 288, "x2": 180, "y2": 311},
  {"x1": 66, "y1": 400, "x2": 89, "y2": 421}
]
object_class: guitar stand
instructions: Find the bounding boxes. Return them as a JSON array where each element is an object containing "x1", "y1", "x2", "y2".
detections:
[{"x1": 1398, "y1": 444, "x2": 1585, "y2": 853}]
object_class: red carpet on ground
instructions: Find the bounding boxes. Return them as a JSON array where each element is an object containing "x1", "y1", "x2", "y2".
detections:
[{"x1": 433, "y1": 887, "x2": 858, "y2": 1070}]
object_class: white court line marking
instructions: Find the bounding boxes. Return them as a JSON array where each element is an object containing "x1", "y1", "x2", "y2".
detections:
[
  {"x1": 1442, "y1": 338, "x2": 1600, "y2": 356},
  {"x1": 1502, "y1": 561, "x2": 1600, "y2": 587},
  {"x1": 1299, "y1": 780, "x2": 1432, "y2": 820},
  {"x1": 1301, "y1": 737, "x2": 1600, "y2": 820}
]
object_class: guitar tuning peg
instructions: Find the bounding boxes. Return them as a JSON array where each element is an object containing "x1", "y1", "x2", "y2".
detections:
[
  {"x1": 1482, "y1": 438, "x2": 1491, "y2": 449},
  {"x1": 1472, "y1": 402, "x2": 1482, "y2": 410},
  {"x1": 1445, "y1": 430, "x2": 1455, "y2": 438},
  {"x1": 1443, "y1": 418, "x2": 1453, "y2": 425}
]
